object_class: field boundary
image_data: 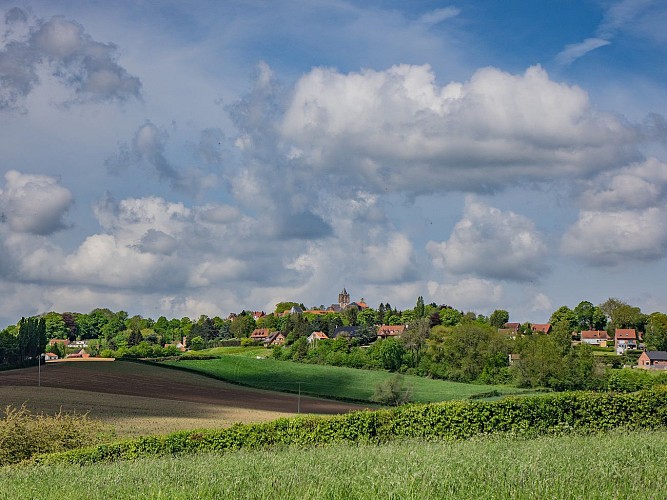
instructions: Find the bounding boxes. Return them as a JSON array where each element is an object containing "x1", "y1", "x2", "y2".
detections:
[{"x1": 31, "y1": 387, "x2": 667, "y2": 466}]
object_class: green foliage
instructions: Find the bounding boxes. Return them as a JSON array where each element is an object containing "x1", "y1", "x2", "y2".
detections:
[
  {"x1": 189, "y1": 336, "x2": 205, "y2": 350},
  {"x1": 489, "y1": 309, "x2": 509, "y2": 329},
  {"x1": 0, "y1": 404, "x2": 108, "y2": 465},
  {"x1": 371, "y1": 374, "x2": 412, "y2": 406},
  {"x1": 549, "y1": 305, "x2": 578, "y2": 333},
  {"x1": 32, "y1": 388, "x2": 667, "y2": 467},
  {"x1": 645, "y1": 312, "x2": 667, "y2": 351},
  {"x1": 274, "y1": 302, "x2": 302, "y2": 314},
  {"x1": 438, "y1": 308, "x2": 462, "y2": 327},
  {"x1": 229, "y1": 315, "x2": 256, "y2": 339},
  {"x1": 6, "y1": 431, "x2": 667, "y2": 498}
]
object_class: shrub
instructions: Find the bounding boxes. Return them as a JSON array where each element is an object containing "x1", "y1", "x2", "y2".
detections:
[{"x1": 0, "y1": 405, "x2": 109, "y2": 466}]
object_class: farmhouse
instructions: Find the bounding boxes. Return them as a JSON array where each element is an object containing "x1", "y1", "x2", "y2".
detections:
[
  {"x1": 638, "y1": 351, "x2": 667, "y2": 369},
  {"x1": 44, "y1": 352, "x2": 59, "y2": 361},
  {"x1": 48, "y1": 338, "x2": 70, "y2": 347},
  {"x1": 377, "y1": 324, "x2": 406, "y2": 339},
  {"x1": 66, "y1": 349, "x2": 90, "y2": 359},
  {"x1": 250, "y1": 328, "x2": 271, "y2": 341},
  {"x1": 580, "y1": 330, "x2": 610, "y2": 346}
]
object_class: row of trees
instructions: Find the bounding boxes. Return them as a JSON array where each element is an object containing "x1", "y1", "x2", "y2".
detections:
[{"x1": 0, "y1": 317, "x2": 46, "y2": 368}]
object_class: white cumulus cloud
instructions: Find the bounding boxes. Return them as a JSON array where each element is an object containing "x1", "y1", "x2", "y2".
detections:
[
  {"x1": 0, "y1": 170, "x2": 73, "y2": 235},
  {"x1": 427, "y1": 198, "x2": 548, "y2": 281}
]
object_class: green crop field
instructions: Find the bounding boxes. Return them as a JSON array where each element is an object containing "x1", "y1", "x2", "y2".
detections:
[
  {"x1": 3, "y1": 430, "x2": 664, "y2": 499},
  {"x1": 161, "y1": 355, "x2": 529, "y2": 403}
]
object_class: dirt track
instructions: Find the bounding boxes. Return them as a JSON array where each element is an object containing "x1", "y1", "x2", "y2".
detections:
[{"x1": 0, "y1": 361, "x2": 366, "y2": 415}]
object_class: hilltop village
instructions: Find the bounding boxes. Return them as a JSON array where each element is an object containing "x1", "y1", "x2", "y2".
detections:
[{"x1": 2, "y1": 289, "x2": 664, "y2": 392}]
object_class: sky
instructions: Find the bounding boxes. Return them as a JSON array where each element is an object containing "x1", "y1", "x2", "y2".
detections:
[{"x1": 0, "y1": 0, "x2": 666, "y2": 327}]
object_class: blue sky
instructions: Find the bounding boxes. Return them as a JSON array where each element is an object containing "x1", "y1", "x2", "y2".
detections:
[{"x1": 0, "y1": 0, "x2": 666, "y2": 326}]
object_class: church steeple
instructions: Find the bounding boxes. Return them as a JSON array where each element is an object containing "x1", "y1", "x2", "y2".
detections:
[{"x1": 338, "y1": 288, "x2": 350, "y2": 309}]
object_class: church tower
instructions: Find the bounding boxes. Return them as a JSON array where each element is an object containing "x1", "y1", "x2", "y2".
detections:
[{"x1": 338, "y1": 288, "x2": 350, "y2": 310}]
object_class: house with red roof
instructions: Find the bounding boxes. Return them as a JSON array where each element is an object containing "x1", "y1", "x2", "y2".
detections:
[
  {"x1": 615, "y1": 329, "x2": 638, "y2": 354},
  {"x1": 531, "y1": 323, "x2": 552, "y2": 334},
  {"x1": 580, "y1": 330, "x2": 610, "y2": 346},
  {"x1": 377, "y1": 324, "x2": 406, "y2": 339},
  {"x1": 307, "y1": 331, "x2": 329, "y2": 344},
  {"x1": 250, "y1": 328, "x2": 271, "y2": 341}
]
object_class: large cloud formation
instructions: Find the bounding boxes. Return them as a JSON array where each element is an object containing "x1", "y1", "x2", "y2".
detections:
[
  {"x1": 562, "y1": 158, "x2": 667, "y2": 266},
  {"x1": 0, "y1": 8, "x2": 141, "y2": 110},
  {"x1": 0, "y1": 170, "x2": 73, "y2": 235},
  {"x1": 427, "y1": 198, "x2": 548, "y2": 282},
  {"x1": 280, "y1": 64, "x2": 637, "y2": 194}
]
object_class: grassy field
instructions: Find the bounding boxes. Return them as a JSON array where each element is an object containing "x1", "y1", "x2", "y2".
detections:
[
  {"x1": 3, "y1": 429, "x2": 665, "y2": 498},
  {"x1": 162, "y1": 355, "x2": 529, "y2": 403}
]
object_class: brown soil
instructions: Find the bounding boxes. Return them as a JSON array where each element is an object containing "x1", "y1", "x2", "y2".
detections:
[{"x1": 0, "y1": 361, "x2": 366, "y2": 415}]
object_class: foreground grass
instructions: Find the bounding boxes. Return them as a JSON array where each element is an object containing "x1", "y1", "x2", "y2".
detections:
[
  {"x1": 3, "y1": 430, "x2": 665, "y2": 499},
  {"x1": 162, "y1": 356, "x2": 528, "y2": 403}
]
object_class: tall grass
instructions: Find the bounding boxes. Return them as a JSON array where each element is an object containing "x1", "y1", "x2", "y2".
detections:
[
  {"x1": 0, "y1": 405, "x2": 110, "y2": 466},
  {"x1": 3, "y1": 430, "x2": 665, "y2": 499},
  {"x1": 163, "y1": 356, "x2": 528, "y2": 403}
]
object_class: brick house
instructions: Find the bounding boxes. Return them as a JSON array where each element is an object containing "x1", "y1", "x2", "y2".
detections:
[
  {"x1": 250, "y1": 328, "x2": 271, "y2": 341},
  {"x1": 615, "y1": 329, "x2": 638, "y2": 355},
  {"x1": 638, "y1": 351, "x2": 667, "y2": 369}
]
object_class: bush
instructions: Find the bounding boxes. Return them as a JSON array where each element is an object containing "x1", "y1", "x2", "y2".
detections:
[
  {"x1": 0, "y1": 405, "x2": 109, "y2": 466},
  {"x1": 33, "y1": 388, "x2": 667, "y2": 466},
  {"x1": 371, "y1": 374, "x2": 412, "y2": 406}
]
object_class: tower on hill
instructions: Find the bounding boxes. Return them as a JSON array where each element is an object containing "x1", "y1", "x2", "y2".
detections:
[{"x1": 338, "y1": 288, "x2": 350, "y2": 310}]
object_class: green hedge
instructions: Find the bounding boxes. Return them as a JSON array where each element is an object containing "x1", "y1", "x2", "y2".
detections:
[{"x1": 31, "y1": 388, "x2": 667, "y2": 466}]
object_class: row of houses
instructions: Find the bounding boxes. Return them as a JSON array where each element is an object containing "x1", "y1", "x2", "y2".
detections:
[{"x1": 249, "y1": 323, "x2": 408, "y2": 347}]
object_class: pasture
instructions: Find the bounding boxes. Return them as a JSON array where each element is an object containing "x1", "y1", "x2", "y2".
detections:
[
  {"x1": 3, "y1": 430, "x2": 665, "y2": 499},
  {"x1": 162, "y1": 355, "x2": 529, "y2": 403}
]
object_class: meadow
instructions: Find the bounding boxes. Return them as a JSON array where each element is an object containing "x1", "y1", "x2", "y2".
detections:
[
  {"x1": 162, "y1": 354, "x2": 529, "y2": 403},
  {"x1": 3, "y1": 429, "x2": 664, "y2": 499}
]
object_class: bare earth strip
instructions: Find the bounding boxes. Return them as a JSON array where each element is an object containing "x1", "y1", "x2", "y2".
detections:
[{"x1": 0, "y1": 361, "x2": 366, "y2": 437}]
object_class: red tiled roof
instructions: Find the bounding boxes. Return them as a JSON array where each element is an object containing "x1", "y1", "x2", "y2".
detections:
[
  {"x1": 377, "y1": 325, "x2": 406, "y2": 336},
  {"x1": 309, "y1": 331, "x2": 328, "y2": 340},
  {"x1": 615, "y1": 329, "x2": 637, "y2": 340},
  {"x1": 250, "y1": 328, "x2": 271, "y2": 339},
  {"x1": 581, "y1": 330, "x2": 609, "y2": 340},
  {"x1": 531, "y1": 323, "x2": 551, "y2": 333}
]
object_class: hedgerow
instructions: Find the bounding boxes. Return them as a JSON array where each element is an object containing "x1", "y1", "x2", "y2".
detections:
[{"x1": 30, "y1": 388, "x2": 667, "y2": 466}]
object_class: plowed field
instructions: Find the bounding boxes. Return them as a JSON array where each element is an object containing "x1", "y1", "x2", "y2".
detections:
[{"x1": 0, "y1": 361, "x2": 366, "y2": 436}]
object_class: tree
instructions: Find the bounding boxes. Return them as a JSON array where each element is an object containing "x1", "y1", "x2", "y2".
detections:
[
  {"x1": 489, "y1": 310, "x2": 510, "y2": 329},
  {"x1": 189, "y1": 336, "x2": 205, "y2": 351},
  {"x1": 371, "y1": 374, "x2": 412, "y2": 406},
  {"x1": 414, "y1": 296, "x2": 425, "y2": 319},
  {"x1": 229, "y1": 315, "x2": 256, "y2": 338},
  {"x1": 573, "y1": 301, "x2": 606, "y2": 331},
  {"x1": 357, "y1": 308, "x2": 378, "y2": 328},
  {"x1": 645, "y1": 313, "x2": 667, "y2": 351},
  {"x1": 127, "y1": 328, "x2": 143, "y2": 347},
  {"x1": 373, "y1": 338, "x2": 405, "y2": 371},
  {"x1": 44, "y1": 313, "x2": 68, "y2": 340},
  {"x1": 401, "y1": 318, "x2": 430, "y2": 368},
  {"x1": 274, "y1": 302, "x2": 302, "y2": 315},
  {"x1": 439, "y1": 308, "x2": 462, "y2": 327},
  {"x1": 549, "y1": 306, "x2": 577, "y2": 333},
  {"x1": 599, "y1": 298, "x2": 646, "y2": 331}
]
